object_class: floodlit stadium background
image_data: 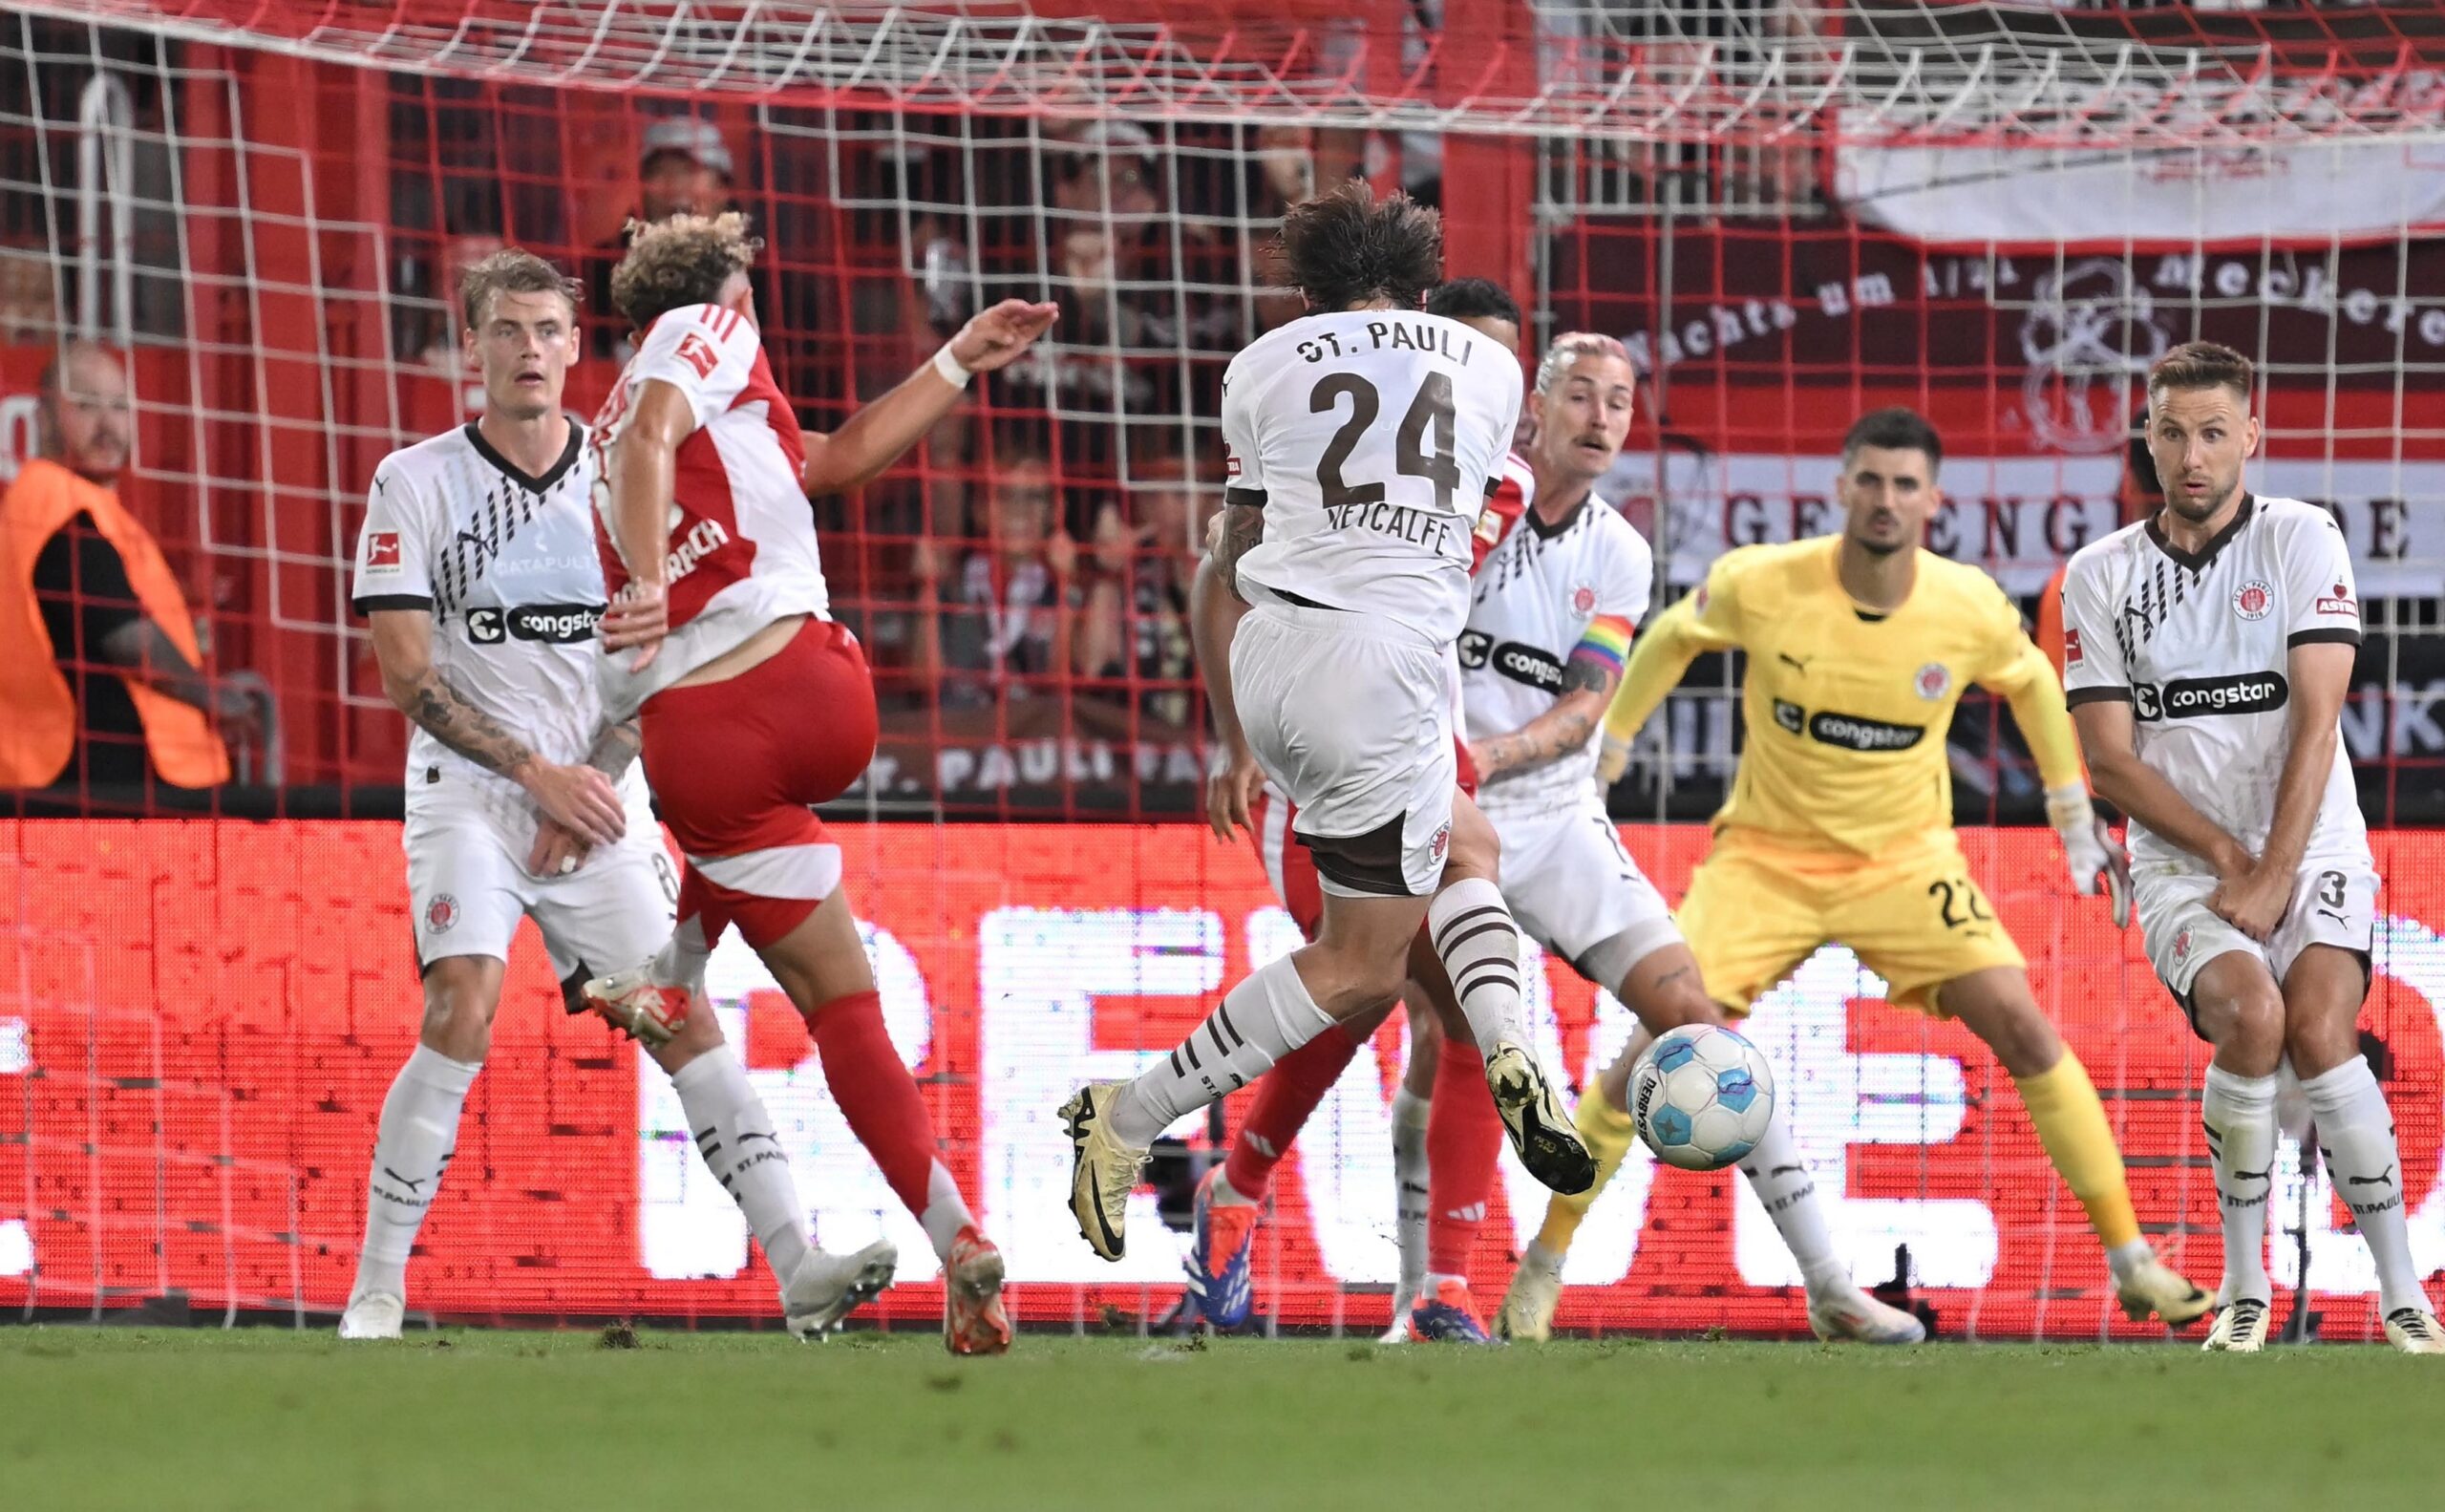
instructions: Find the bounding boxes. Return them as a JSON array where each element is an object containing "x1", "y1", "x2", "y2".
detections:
[{"x1": 5, "y1": 1, "x2": 2445, "y2": 1339}]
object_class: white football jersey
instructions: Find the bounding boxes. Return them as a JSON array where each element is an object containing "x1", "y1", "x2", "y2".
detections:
[
  {"x1": 589, "y1": 302, "x2": 828, "y2": 716},
  {"x1": 1460, "y1": 488, "x2": 1652, "y2": 814},
  {"x1": 1223, "y1": 309, "x2": 1522, "y2": 644},
  {"x1": 2060, "y1": 494, "x2": 2370, "y2": 877},
  {"x1": 351, "y1": 421, "x2": 612, "y2": 817}
]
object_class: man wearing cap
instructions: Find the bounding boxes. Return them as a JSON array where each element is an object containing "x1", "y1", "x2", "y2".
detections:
[{"x1": 585, "y1": 117, "x2": 736, "y2": 359}]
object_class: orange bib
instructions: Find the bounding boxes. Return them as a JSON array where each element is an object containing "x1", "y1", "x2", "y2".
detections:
[{"x1": 0, "y1": 458, "x2": 230, "y2": 788}]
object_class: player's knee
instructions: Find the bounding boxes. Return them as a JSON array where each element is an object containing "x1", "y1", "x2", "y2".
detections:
[
  {"x1": 653, "y1": 992, "x2": 725, "y2": 1067},
  {"x1": 1304, "y1": 952, "x2": 1408, "y2": 1023},
  {"x1": 1653, "y1": 982, "x2": 1723, "y2": 1032},
  {"x1": 2207, "y1": 985, "x2": 2286, "y2": 1070},
  {"x1": 2281, "y1": 1002, "x2": 2358, "y2": 1079},
  {"x1": 418, "y1": 969, "x2": 499, "y2": 1055},
  {"x1": 2228, "y1": 983, "x2": 2286, "y2": 1053},
  {"x1": 1945, "y1": 975, "x2": 2060, "y2": 1077}
]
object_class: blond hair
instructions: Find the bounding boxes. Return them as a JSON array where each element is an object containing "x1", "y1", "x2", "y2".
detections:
[
  {"x1": 1534, "y1": 331, "x2": 1632, "y2": 394},
  {"x1": 457, "y1": 247, "x2": 578, "y2": 331}
]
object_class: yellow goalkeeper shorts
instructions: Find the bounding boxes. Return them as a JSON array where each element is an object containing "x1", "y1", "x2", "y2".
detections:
[{"x1": 1677, "y1": 827, "x2": 2027, "y2": 1015}]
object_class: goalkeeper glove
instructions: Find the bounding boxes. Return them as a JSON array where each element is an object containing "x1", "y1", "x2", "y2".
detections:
[
  {"x1": 2046, "y1": 783, "x2": 2131, "y2": 927},
  {"x1": 1598, "y1": 733, "x2": 1634, "y2": 786}
]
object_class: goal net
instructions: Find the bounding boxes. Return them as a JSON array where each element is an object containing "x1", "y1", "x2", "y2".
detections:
[{"x1": 3, "y1": 0, "x2": 2443, "y2": 1341}]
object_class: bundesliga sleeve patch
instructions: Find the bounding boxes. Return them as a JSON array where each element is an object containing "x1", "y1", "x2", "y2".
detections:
[
  {"x1": 364, "y1": 531, "x2": 402, "y2": 573},
  {"x1": 2064, "y1": 628, "x2": 2085, "y2": 666}
]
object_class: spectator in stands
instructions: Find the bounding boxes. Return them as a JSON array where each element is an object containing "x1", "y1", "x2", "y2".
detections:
[
  {"x1": 989, "y1": 123, "x2": 1240, "y2": 480},
  {"x1": 585, "y1": 117, "x2": 735, "y2": 358},
  {"x1": 0, "y1": 342, "x2": 250, "y2": 793},
  {"x1": 907, "y1": 442, "x2": 1078, "y2": 705},
  {"x1": 1077, "y1": 438, "x2": 1211, "y2": 728},
  {"x1": 0, "y1": 244, "x2": 55, "y2": 347}
]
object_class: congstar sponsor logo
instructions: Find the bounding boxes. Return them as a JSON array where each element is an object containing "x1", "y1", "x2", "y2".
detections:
[
  {"x1": 466, "y1": 603, "x2": 603, "y2": 645},
  {"x1": 2137, "y1": 671, "x2": 2288, "y2": 721},
  {"x1": 1768, "y1": 708, "x2": 1925, "y2": 752},
  {"x1": 1461, "y1": 630, "x2": 1563, "y2": 692},
  {"x1": 1768, "y1": 699, "x2": 1924, "y2": 752}
]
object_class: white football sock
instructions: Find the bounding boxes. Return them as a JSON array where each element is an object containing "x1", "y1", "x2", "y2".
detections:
[
  {"x1": 353, "y1": 1044, "x2": 478, "y2": 1302},
  {"x1": 2200, "y1": 1065, "x2": 2277, "y2": 1305},
  {"x1": 1109, "y1": 954, "x2": 1334, "y2": 1147},
  {"x1": 1426, "y1": 878, "x2": 1527, "y2": 1056},
  {"x1": 670, "y1": 1044, "x2": 812, "y2": 1293},
  {"x1": 2299, "y1": 1057, "x2": 2429, "y2": 1317},
  {"x1": 1738, "y1": 1114, "x2": 1845, "y2": 1293},
  {"x1": 917, "y1": 1161, "x2": 977, "y2": 1264},
  {"x1": 1391, "y1": 1088, "x2": 1432, "y2": 1307},
  {"x1": 651, "y1": 912, "x2": 712, "y2": 992}
]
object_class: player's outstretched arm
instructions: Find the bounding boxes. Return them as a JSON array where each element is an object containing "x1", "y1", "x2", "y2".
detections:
[
  {"x1": 1471, "y1": 614, "x2": 1632, "y2": 786},
  {"x1": 1596, "y1": 595, "x2": 1711, "y2": 784},
  {"x1": 2207, "y1": 640, "x2": 2355, "y2": 941},
  {"x1": 801, "y1": 299, "x2": 1057, "y2": 499},
  {"x1": 368, "y1": 607, "x2": 625, "y2": 847},
  {"x1": 1190, "y1": 538, "x2": 1261, "y2": 841},
  {"x1": 2072, "y1": 699, "x2": 2249, "y2": 883}
]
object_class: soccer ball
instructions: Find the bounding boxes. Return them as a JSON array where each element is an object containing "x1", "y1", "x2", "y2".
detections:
[{"x1": 1627, "y1": 1024, "x2": 1775, "y2": 1172}]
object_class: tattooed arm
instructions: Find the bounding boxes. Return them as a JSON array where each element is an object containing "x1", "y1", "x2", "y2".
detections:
[
  {"x1": 1210, "y1": 501, "x2": 1265, "y2": 605},
  {"x1": 526, "y1": 716, "x2": 647, "y2": 877},
  {"x1": 1467, "y1": 614, "x2": 1634, "y2": 785},
  {"x1": 367, "y1": 607, "x2": 626, "y2": 848},
  {"x1": 582, "y1": 718, "x2": 643, "y2": 783}
]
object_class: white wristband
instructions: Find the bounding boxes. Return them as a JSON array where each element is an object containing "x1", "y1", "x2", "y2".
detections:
[
  {"x1": 931, "y1": 344, "x2": 973, "y2": 390},
  {"x1": 2044, "y1": 782, "x2": 2095, "y2": 834}
]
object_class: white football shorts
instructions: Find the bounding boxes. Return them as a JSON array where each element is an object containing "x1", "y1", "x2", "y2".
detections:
[
  {"x1": 1489, "y1": 797, "x2": 1682, "y2": 990},
  {"x1": 402, "y1": 769, "x2": 676, "y2": 990},
  {"x1": 2137, "y1": 857, "x2": 2377, "y2": 1020},
  {"x1": 1230, "y1": 600, "x2": 1456, "y2": 899}
]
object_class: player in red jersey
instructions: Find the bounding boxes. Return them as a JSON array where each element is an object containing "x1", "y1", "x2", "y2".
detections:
[
  {"x1": 580, "y1": 212, "x2": 1054, "y2": 1354},
  {"x1": 1185, "y1": 279, "x2": 1523, "y2": 1343}
]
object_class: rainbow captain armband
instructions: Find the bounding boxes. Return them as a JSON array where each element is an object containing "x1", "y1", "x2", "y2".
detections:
[{"x1": 1567, "y1": 614, "x2": 1635, "y2": 679}]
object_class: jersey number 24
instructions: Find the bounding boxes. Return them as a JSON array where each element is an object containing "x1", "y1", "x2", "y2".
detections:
[{"x1": 1309, "y1": 372, "x2": 1461, "y2": 512}]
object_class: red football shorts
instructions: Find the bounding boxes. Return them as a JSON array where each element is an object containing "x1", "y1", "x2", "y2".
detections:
[{"x1": 638, "y1": 618, "x2": 878, "y2": 948}]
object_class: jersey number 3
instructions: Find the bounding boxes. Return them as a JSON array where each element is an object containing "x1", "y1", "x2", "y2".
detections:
[{"x1": 1310, "y1": 372, "x2": 1461, "y2": 512}]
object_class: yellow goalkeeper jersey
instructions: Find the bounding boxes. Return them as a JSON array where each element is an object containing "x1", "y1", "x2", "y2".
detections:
[{"x1": 1605, "y1": 536, "x2": 2082, "y2": 859}]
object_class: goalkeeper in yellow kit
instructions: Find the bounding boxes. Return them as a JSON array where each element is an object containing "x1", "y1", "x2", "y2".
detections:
[{"x1": 1498, "y1": 409, "x2": 2211, "y2": 1338}]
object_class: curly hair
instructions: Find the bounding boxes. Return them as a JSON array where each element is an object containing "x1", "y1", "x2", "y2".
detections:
[
  {"x1": 457, "y1": 247, "x2": 579, "y2": 331},
  {"x1": 608, "y1": 211, "x2": 762, "y2": 330},
  {"x1": 1275, "y1": 181, "x2": 1442, "y2": 312}
]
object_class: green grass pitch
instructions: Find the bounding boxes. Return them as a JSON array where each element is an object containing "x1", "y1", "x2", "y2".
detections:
[{"x1": 0, "y1": 1326, "x2": 2430, "y2": 1510}]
